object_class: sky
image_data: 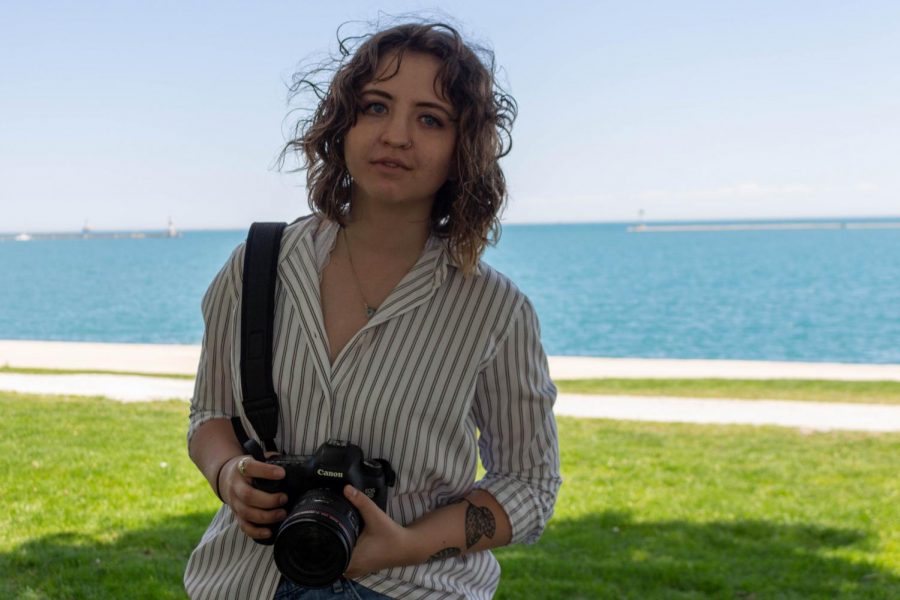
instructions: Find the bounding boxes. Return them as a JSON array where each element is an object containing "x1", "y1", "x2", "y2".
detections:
[{"x1": 2, "y1": 1, "x2": 899, "y2": 232}]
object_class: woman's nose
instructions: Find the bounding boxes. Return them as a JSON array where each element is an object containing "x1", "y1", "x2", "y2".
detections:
[{"x1": 380, "y1": 113, "x2": 412, "y2": 148}]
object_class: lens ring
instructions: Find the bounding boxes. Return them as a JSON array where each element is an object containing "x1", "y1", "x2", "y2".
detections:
[{"x1": 273, "y1": 489, "x2": 361, "y2": 587}]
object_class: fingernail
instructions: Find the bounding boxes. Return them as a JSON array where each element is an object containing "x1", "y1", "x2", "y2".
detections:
[{"x1": 348, "y1": 486, "x2": 358, "y2": 498}]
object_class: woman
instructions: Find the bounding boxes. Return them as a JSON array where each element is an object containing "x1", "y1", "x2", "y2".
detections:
[{"x1": 185, "y1": 21, "x2": 561, "y2": 600}]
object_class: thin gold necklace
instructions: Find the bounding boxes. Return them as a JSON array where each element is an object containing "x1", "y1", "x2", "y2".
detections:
[{"x1": 342, "y1": 227, "x2": 377, "y2": 319}]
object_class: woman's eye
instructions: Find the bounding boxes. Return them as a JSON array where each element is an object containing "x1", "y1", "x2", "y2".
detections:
[
  {"x1": 363, "y1": 102, "x2": 387, "y2": 115},
  {"x1": 361, "y1": 102, "x2": 442, "y2": 128}
]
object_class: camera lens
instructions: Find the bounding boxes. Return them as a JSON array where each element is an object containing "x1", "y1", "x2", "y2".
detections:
[{"x1": 273, "y1": 488, "x2": 361, "y2": 587}]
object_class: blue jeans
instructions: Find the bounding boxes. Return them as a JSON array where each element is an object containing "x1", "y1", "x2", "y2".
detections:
[{"x1": 274, "y1": 577, "x2": 393, "y2": 600}]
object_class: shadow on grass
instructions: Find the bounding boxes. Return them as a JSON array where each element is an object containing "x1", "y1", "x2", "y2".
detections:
[
  {"x1": 494, "y1": 511, "x2": 900, "y2": 599},
  {"x1": 4, "y1": 510, "x2": 898, "y2": 599},
  {"x1": 0, "y1": 511, "x2": 215, "y2": 600}
]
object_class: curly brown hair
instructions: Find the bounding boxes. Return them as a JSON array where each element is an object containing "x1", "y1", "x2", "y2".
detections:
[{"x1": 276, "y1": 21, "x2": 517, "y2": 275}]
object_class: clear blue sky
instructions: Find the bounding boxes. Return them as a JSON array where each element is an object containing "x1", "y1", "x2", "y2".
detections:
[{"x1": 2, "y1": 1, "x2": 898, "y2": 232}]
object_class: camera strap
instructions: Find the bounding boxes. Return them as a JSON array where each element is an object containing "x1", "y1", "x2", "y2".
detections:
[{"x1": 234, "y1": 221, "x2": 287, "y2": 454}]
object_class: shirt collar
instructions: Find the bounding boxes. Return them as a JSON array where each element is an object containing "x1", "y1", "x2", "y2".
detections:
[{"x1": 305, "y1": 216, "x2": 454, "y2": 293}]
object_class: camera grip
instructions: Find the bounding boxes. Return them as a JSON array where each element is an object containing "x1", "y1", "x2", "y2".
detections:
[
  {"x1": 251, "y1": 477, "x2": 282, "y2": 494},
  {"x1": 251, "y1": 529, "x2": 277, "y2": 546},
  {"x1": 248, "y1": 476, "x2": 284, "y2": 545},
  {"x1": 243, "y1": 438, "x2": 267, "y2": 461}
]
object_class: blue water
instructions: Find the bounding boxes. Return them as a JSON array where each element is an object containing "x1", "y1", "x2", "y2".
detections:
[{"x1": 2, "y1": 221, "x2": 899, "y2": 363}]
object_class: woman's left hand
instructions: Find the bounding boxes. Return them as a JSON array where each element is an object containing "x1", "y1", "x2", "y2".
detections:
[{"x1": 342, "y1": 485, "x2": 419, "y2": 579}]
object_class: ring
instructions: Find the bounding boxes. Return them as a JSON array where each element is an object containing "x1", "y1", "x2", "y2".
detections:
[{"x1": 237, "y1": 456, "x2": 251, "y2": 477}]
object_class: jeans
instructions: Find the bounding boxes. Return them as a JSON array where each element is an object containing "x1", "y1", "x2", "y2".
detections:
[{"x1": 274, "y1": 577, "x2": 393, "y2": 600}]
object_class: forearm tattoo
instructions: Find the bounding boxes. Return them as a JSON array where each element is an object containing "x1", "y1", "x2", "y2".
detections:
[
  {"x1": 464, "y1": 499, "x2": 496, "y2": 548},
  {"x1": 427, "y1": 547, "x2": 461, "y2": 562},
  {"x1": 427, "y1": 499, "x2": 497, "y2": 562}
]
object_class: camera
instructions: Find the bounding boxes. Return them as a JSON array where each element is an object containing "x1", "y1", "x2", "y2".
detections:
[{"x1": 245, "y1": 438, "x2": 396, "y2": 587}]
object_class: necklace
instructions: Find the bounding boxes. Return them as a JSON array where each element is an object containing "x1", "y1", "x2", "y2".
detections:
[{"x1": 342, "y1": 227, "x2": 377, "y2": 319}]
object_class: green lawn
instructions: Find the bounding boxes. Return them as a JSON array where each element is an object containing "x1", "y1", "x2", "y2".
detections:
[
  {"x1": 5, "y1": 365, "x2": 900, "y2": 404},
  {"x1": 1, "y1": 392, "x2": 898, "y2": 599},
  {"x1": 0, "y1": 365, "x2": 194, "y2": 380},
  {"x1": 556, "y1": 378, "x2": 900, "y2": 405}
]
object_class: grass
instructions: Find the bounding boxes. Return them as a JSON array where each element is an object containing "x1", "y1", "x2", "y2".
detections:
[
  {"x1": 494, "y1": 419, "x2": 900, "y2": 599},
  {"x1": 0, "y1": 365, "x2": 194, "y2": 380},
  {"x1": 0, "y1": 393, "x2": 208, "y2": 599},
  {"x1": 1, "y1": 392, "x2": 899, "y2": 598},
  {"x1": 556, "y1": 378, "x2": 900, "y2": 405},
  {"x1": 5, "y1": 365, "x2": 900, "y2": 405}
]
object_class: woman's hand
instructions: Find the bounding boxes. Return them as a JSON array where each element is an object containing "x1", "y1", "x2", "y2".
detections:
[
  {"x1": 219, "y1": 455, "x2": 288, "y2": 540},
  {"x1": 342, "y1": 485, "x2": 419, "y2": 578},
  {"x1": 341, "y1": 487, "x2": 512, "y2": 579}
]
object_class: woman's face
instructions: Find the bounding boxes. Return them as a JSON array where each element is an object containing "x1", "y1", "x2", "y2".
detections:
[{"x1": 344, "y1": 50, "x2": 458, "y2": 218}]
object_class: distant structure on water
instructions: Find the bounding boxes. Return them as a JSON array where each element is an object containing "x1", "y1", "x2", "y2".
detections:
[
  {"x1": 0, "y1": 219, "x2": 183, "y2": 242},
  {"x1": 631, "y1": 209, "x2": 647, "y2": 233},
  {"x1": 627, "y1": 220, "x2": 900, "y2": 233}
]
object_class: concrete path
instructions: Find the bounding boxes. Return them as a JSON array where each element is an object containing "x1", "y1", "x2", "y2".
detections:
[
  {"x1": 548, "y1": 355, "x2": 900, "y2": 382},
  {"x1": 556, "y1": 394, "x2": 900, "y2": 432},
  {"x1": 3, "y1": 340, "x2": 900, "y2": 381},
  {"x1": 0, "y1": 340, "x2": 200, "y2": 375},
  {"x1": 2, "y1": 373, "x2": 899, "y2": 433},
  {"x1": 3, "y1": 340, "x2": 900, "y2": 432},
  {"x1": 0, "y1": 373, "x2": 195, "y2": 403}
]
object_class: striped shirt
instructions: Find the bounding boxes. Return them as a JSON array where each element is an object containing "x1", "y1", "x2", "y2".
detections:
[{"x1": 184, "y1": 216, "x2": 561, "y2": 599}]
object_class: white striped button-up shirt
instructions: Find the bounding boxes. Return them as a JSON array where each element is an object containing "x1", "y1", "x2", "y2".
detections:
[{"x1": 184, "y1": 216, "x2": 561, "y2": 599}]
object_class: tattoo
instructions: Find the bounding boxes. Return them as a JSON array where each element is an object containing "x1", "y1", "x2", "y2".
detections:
[
  {"x1": 463, "y1": 499, "x2": 496, "y2": 549},
  {"x1": 428, "y1": 547, "x2": 461, "y2": 562}
]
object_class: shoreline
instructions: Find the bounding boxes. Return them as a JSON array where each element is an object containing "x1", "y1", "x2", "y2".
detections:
[{"x1": 2, "y1": 340, "x2": 900, "y2": 382}]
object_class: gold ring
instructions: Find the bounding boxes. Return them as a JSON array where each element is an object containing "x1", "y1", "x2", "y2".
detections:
[{"x1": 237, "y1": 456, "x2": 251, "y2": 477}]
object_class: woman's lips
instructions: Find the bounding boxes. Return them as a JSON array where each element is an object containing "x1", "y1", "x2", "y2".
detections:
[
  {"x1": 371, "y1": 158, "x2": 411, "y2": 170},
  {"x1": 371, "y1": 160, "x2": 411, "y2": 173}
]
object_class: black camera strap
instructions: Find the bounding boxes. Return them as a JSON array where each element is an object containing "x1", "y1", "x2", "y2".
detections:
[{"x1": 234, "y1": 221, "x2": 287, "y2": 454}]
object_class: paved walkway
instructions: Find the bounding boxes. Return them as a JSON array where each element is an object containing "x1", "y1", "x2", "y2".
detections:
[
  {"x1": 555, "y1": 394, "x2": 900, "y2": 432},
  {"x1": 0, "y1": 372, "x2": 194, "y2": 403},
  {"x1": 3, "y1": 340, "x2": 900, "y2": 432},
  {"x1": 2, "y1": 372, "x2": 899, "y2": 433},
  {"x1": 3, "y1": 340, "x2": 900, "y2": 381}
]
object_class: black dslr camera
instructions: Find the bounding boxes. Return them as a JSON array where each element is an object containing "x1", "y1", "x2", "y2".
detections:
[{"x1": 244, "y1": 438, "x2": 396, "y2": 587}]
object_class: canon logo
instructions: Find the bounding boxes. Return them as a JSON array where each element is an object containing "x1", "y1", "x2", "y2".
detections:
[{"x1": 316, "y1": 468, "x2": 343, "y2": 478}]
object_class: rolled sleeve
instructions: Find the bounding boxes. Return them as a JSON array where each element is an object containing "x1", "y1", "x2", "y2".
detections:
[
  {"x1": 187, "y1": 244, "x2": 243, "y2": 447},
  {"x1": 472, "y1": 297, "x2": 562, "y2": 545}
]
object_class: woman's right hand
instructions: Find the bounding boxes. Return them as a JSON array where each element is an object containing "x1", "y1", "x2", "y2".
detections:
[{"x1": 219, "y1": 455, "x2": 289, "y2": 540}]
